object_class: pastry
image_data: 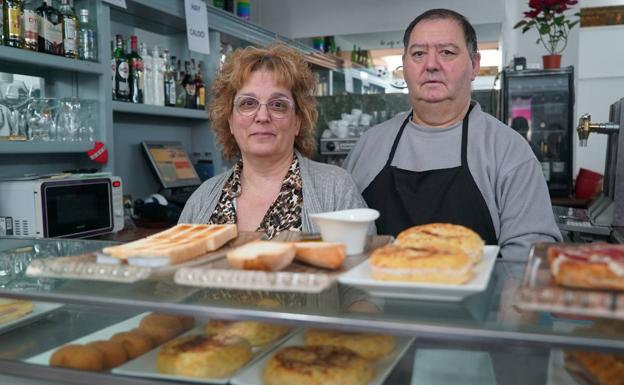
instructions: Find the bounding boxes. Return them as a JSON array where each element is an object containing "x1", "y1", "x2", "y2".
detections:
[
  {"x1": 0, "y1": 299, "x2": 34, "y2": 325},
  {"x1": 174, "y1": 314, "x2": 196, "y2": 331},
  {"x1": 156, "y1": 334, "x2": 252, "y2": 378},
  {"x1": 263, "y1": 345, "x2": 373, "y2": 385},
  {"x1": 370, "y1": 244, "x2": 473, "y2": 284},
  {"x1": 137, "y1": 313, "x2": 185, "y2": 345},
  {"x1": 86, "y1": 340, "x2": 128, "y2": 369},
  {"x1": 110, "y1": 330, "x2": 153, "y2": 359},
  {"x1": 547, "y1": 243, "x2": 624, "y2": 290},
  {"x1": 205, "y1": 319, "x2": 289, "y2": 346},
  {"x1": 227, "y1": 241, "x2": 296, "y2": 271},
  {"x1": 565, "y1": 351, "x2": 624, "y2": 385},
  {"x1": 101, "y1": 223, "x2": 238, "y2": 265},
  {"x1": 49, "y1": 344, "x2": 104, "y2": 372},
  {"x1": 396, "y1": 223, "x2": 484, "y2": 263},
  {"x1": 293, "y1": 242, "x2": 346, "y2": 269},
  {"x1": 304, "y1": 328, "x2": 395, "y2": 360}
]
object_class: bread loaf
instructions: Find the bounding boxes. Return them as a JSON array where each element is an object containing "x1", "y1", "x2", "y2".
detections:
[
  {"x1": 101, "y1": 223, "x2": 237, "y2": 265},
  {"x1": 294, "y1": 242, "x2": 346, "y2": 269},
  {"x1": 227, "y1": 241, "x2": 295, "y2": 271}
]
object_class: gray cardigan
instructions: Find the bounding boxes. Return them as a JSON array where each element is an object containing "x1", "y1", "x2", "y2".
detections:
[{"x1": 179, "y1": 152, "x2": 371, "y2": 233}]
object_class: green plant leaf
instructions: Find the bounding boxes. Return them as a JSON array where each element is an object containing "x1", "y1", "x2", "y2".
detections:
[
  {"x1": 513, "y1": 20, "x2": 527, "y2": 29},
  {"x1": 539, "y1": 25, "x2": 550, "y2": 34}
]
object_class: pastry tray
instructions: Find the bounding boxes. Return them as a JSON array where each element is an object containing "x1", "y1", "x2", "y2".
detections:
[
  {"x1": 517, "y1": 243, "x2": 624, "y2": 320},
  {"x1": 174, "y1": 234, "x2": 393, "y2": 293},
  {"x1": 25, "y1": 232, "x2": 263, "y2": 284}
]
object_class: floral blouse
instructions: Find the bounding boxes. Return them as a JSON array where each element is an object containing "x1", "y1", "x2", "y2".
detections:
[{"x1": 208, "y1": 155, "x2": 303, "y2": 239}]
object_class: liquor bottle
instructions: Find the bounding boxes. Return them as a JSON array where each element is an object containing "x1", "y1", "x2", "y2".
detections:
[
  {"x1": 22, "y1": 0, "x2": 38, "y2": 51},
  {"x1": 195, "y1": 61, "x2": 205, "y2": 110},
  {"x1": 58, "y1": 0, "x2": 77, "y2": 58},
  {"x1": 0, "y1": 0, "x2": 4, "y2": 45},
  {"x1": 78, "y1": 9, "x2": 96, "y2": 61},
  {"x1": 36, "y1": 1, "x2": 63, "y2": 55},
  {"x1": 184, "y1": 60, "x2": 196, "y2": 109},
  {"x1": 141, "y1": 42, "x2": 153, "y2": 105},
  {"x1": 113, "y1": 34, "x2": 129, "y2": 101},
  {"x1": 111, "y1": 39, "x2": 116, "y2": 100},
  {"x1": 163, "y1": 49, "x2": 176, "y2": 107},
  {"x1": 4, "y1": 0, "x2": 23, "y2": 48},
  {"x1": 175, "y1": 59, "x2": 186, "y2": 108},
  {"x1": 128, "y1": 35, "x2": 143, "y2": 104},
  {"x1": 152, "y1": 45, "x2": 165, "y2": 106}
]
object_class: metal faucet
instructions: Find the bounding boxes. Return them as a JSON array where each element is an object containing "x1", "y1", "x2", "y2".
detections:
[{"x1": 576, "y1": 113, "x2": 620, "y2": 147}]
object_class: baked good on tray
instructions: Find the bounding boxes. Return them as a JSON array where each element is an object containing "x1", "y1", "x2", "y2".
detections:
[
  {"x1": 227, "y1": 241, "x2": 296, "y2": 271},
  {"x1": 86, "y1": 340, "x2": 128, "y2": 369},
  {"x1": 0, "y1": 298, "x2": 34, "y2": 325},
  {"x1": 101, "y1": 223, "x2": 237, "y2": 265},
  {"x1": 396, "y1": 223, "x2": 484, "y2": 264},
  {"x1": 263, "y1": 345, "x2": 373, "y2": 385},
  {"x1": 370, "y1": 244, "x2": 473, "y2": 284},
  {"x1": 547, "y1": 243, "x2": 624, "y2": 291},
  {"x1": 564, "y1": 350, "x2": 624, "y2": 385},
  {"x1": 49, "y1": 344, "x2": 105, "y2": 371},
  {"x1": 304, "y1": 328, "x2": 395, "y2": 360},
  {"x1": 156, "y1": 334, "x2": 252, "y2": 378},
  {"x1": 205, "y1": 319, "x2": 289, "y2": 347},
  {"x1": 293, "y1": 242, "x2": 346, "y2": 269}
]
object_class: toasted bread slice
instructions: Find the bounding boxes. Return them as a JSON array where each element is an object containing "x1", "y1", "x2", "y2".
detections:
[
  {"x1": 0, "y1": 300, "x2": 34, "y2": 325},
  {"x1": 294, "y1": 242, "x2": 346, "y2": 269},
  {"x1": 101, "y1": 224, "x2": 237, "y2": 265},
  {"x1": 227, "y1": 241, "x2": 295, "y2": 271}
]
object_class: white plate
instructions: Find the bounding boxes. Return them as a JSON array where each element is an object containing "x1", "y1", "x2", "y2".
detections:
[
  {"x1": 338, "y1": 245, "x2": 500, "y2": 301},
  {"x1": 24, "y1": 312, "x2": 148, "y2": 366},
  {"x1": 113, "y1": 326, "x2": 296, "y2": 384},
  {"x1": 231, "y1": 330, "x2": 413, "y2": 385},
  {"x1": 0, "y1": 301, "x2": 63, "y2": 336}
]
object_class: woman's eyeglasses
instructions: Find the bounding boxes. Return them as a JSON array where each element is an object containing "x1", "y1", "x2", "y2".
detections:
[{"x1": 233, "y1": 96, "x2": 294, "y2": 119}]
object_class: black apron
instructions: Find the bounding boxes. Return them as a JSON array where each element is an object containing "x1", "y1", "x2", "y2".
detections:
[{"x1": 362, "y1": 104, "x2": 498, "y2": 244}]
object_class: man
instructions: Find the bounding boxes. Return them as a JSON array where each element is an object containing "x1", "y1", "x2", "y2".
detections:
[{"x1": 344, "y1": 9, "x2": 561, "y2": 259}]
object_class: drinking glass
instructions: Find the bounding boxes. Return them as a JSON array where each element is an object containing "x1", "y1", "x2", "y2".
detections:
[
  {"x1": 56, "y1": 98, "x2": 81, "y2": 141},
  {"x1": 27, "y1": 98, "x2": 58, "y2": 141},
  {"x1": 79, "y1": 99, "x2": 98, "y2": 142}
]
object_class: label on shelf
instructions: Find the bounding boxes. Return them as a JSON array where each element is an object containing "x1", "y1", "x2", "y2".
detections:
[{"x1": 184, "y1": 0, "x2": 210, "y2": 55}]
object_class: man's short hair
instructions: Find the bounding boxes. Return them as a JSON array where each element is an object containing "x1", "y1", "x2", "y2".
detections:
[{"x1": 403, "y1": 8, "x2": 478, "y2": 59}]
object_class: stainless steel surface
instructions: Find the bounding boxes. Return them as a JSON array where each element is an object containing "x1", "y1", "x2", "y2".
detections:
[{"x1": 576, "y1": 112, "x2": 620, "y2": 147}]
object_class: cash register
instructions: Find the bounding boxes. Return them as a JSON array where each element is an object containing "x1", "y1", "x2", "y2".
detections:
[{"x1": 140, "y1": 141, "x2": 202, "y2": 207}]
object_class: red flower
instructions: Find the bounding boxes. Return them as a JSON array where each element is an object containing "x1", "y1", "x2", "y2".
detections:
[
  {"x1": 529, "y1": 0, "x2": 543, "y2": 11},
  {"x1": 524, "y1": 9, "x2": 541, "y2": 18}
]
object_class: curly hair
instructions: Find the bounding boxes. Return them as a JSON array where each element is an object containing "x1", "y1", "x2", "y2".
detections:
[{"x1": 209, "y1": 43, "x2": 319, "y2": 160}]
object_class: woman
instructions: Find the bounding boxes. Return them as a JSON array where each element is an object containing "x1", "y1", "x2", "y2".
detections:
[{"x1": 179, "y1": 44, "x2": 369, "y2": 238}]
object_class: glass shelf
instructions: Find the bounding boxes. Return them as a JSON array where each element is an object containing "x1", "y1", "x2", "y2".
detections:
[
  {"x1": 1, "y1": 237, "x2": 623, "y2": 353},
  {"x1": 0, "y1": 46, "x2": 104, "y2": 75},
  {"x1": 0, "y1": 142, "x2": 93, "y2": 154},
  {"x1": 112, "y1": 101, "x2": 209, "y2": 119}
]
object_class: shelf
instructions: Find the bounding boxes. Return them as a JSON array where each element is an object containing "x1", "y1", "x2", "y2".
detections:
[
  {"x1": 0, "y1": 141, "x2": 92, "y2": 154},
  {"x1": 0, "y1": 46, "x2": 104, "y2": 75},
  {"x1": 112, "y1": 101, "x2": 209, "y2": 119}
]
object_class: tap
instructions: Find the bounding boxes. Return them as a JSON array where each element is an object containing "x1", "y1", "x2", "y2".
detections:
[{"x1": 576, "y1": 113, "x2": 620, "y2": 147}]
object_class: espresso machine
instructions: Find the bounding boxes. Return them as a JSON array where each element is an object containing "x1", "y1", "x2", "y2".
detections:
[{"x1": 574, "y1": 97, "x2": 624, "y2": 231}]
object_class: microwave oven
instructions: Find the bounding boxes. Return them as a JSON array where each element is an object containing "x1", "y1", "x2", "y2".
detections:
[{"x1": 0, "y1": 176, "x2": 124, "y2": 238}]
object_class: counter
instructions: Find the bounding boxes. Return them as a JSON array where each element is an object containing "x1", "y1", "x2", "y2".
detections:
[{"x1": 0, "y1": 237, "x2": 622, "y2": 385}]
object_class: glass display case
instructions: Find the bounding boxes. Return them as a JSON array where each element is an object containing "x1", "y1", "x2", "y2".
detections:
[
  {"x1": 501, "y1": 67, "x2": 575, "y2": 197},
  {"x1": 0, "y1": 237, "x2": 623, "y2": 385}
]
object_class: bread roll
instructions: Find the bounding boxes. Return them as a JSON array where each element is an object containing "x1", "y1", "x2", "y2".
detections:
[
  {"x1": 110, "y1": 330, "x2": 153, "y2": 359},
  {"x1": 304, "y1": 328, "x2": 395, "y2": 360},
  {"x1": 138, "y1": 313, "x2": 185, "y2": 345},
  {"x1": 156, "y1": 334, "x2": 252, "y2": 378},
  {"x1": 205, "y1": 319, "x2": 289, "y2": 347},
  {"x1": 49, "y1": 344, "x2": 104, "y2": 371},
  {"x1": 370, "y1": 244, "x2": 472, "y2": 284},
  {"x1": 263, "y1": 345, "x2": 373, "y2": 385},
  {"x1": 294, "y1": 242, "x2": 346, "y2": 269},
  {"x1": 86, "y1": 340, "x2": 128, "y2": 369},
  {"x1": 227, "y1": 241, "x2": 295, "y2": 271},
  {"x1": 396, "y1": 223, "x2": 484, "y2": 264}
]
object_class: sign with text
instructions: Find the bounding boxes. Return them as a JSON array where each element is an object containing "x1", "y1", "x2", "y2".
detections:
[
  {"x1": 102, "y1": 0, "x2": 127, "y2": 9},
  {"x1": 184, "y1": 0, "x2": 210, "y2": 55}
]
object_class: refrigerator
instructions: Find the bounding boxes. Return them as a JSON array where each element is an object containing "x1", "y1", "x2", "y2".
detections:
[{"x1": 500, "y1": 67, "x2": 574, "y2": 197}]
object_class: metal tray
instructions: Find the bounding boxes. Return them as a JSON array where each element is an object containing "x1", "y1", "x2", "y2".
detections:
[
  {"x1": 517, "y1": 243, "x2": 624, "y2": 320},
  {"x1": 25, "y1": 232, "x2": 263, "y2": 283},
  {"x1": 174, "y1": 234, "x2": 393, "y2": 293}
]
